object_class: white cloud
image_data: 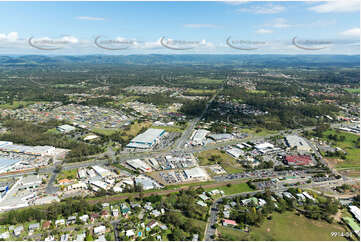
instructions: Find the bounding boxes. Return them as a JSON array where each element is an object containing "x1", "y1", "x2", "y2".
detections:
[
  {"x1": 309, "y1": 0, "x2": 360, "y2": 13},
  {"x1": 76, "y1": 16, "x2": 105, "y2": 21},
  {"x1": 237, "y1": 4, "x2": 285, "y2": 14},
  {"x1": 256, "y1": 28, "x2": 273, "y2": 34},
  {"x1": 265, "y1": 18, "x2": 291, "y2": 28},
  {"x1": 184, "y1": 24, "x2": 219, "y2": 28},
  {"x1": 0, "y1": 32, "x2": 19, "y2": 42},
  {"x1": 340, "y1": 28, "x2": 360, "y2": 38},
  {"x1": 223, "y1": 0, "x2": 249, "y2": 5}
]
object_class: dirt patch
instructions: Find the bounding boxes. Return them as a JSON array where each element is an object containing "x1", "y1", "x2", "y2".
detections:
[
  {"x1": 332, "y1": 209, "x2": 343, "y2": 223},
  {"x1": 324, "y1": 158, "x2": 342, "y2": 169}
]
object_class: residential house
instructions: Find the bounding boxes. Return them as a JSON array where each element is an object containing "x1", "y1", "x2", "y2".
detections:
[
  {"x1": 67, "y1": 216, "x2": 77, "y2": 225},
  {"x1": 126, "y1": 229, "x2": 135, "y2": 237},
  {"x1": 197, "y1": 200, "x2": 207, "y2": 207},
  {"x1": 42, "y1": 221, "x2": 51, "y2": 230},
  {"x1": 94, "y1": 225, "x2": 106, "y2": 235},
  {"x1": 147, "y1": 220, "x2": 158, "y2": 230},
  {"x1": 28, "y1": 223, "x2": 40, "y2": 232},
  {"x1": 79, "y1": 214, "x2": 89, "y2": 223},
  {"x1": 76, "y1": 233, "x2": 86, "y2": 241},
  {"x1": 55, "y1": 219, "x2": 65, "y2": 227},
  {"x1": 151, "y1": 210, "x2": 161, "y2": 217},
  {"x1": 222, "y1": 219, "x2": 237, "y2": 227},
  {"x1": 13, "y1": 225, "x2": 24, "y2": 237}
]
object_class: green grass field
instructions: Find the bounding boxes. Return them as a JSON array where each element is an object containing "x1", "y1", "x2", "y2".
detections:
[
  {"x1": 151, "y1": 125, "x2": 184, "y2": 133},
  {"x1": 91, "y1": 127, "x2": 119, "y2": 136},
  {"x1": 0, "y1": 101, "x2": 36, "y2": 109},
  {"x1": 196, "y1": 149, "x2": 244, "y2": 174},
  {"x1": 218, "y1": 211, "x2": 348, "y2": 241},
  {"x1": 205, "y1": 182, "x2": 253, "y2": 195},
  {"x1": 188, "y1": 78, "x2": 223, "y2": 84},
  {"x1": 184, "y1": 89, "x2": 216, "y2": 95},
  {"x1": 322, "y1": 129, "x2": 360, "y2": 169},
  {"x1": 241, "y1": 127, "x2": 278, "y2": 137},
  {"x1": 56, "y1": 169, "x2": 78, "y2": 181},
  {"x1": 344, "y1": 88, "x2": 360, "y2": 94}
]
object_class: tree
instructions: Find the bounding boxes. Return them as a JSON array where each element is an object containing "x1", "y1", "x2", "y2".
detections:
[
  {"x1": 54, "y1": 164, "x2": 62, "y2": 173},
  {"x1": 85, "y1": 233, "x2": 94, "y2": 241}
]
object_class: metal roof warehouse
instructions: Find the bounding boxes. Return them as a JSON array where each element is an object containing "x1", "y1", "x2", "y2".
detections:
[{"x1": 127, "y1": 128, "x2": 165, "y2": 148}]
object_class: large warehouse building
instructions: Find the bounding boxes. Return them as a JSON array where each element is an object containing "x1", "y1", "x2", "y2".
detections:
[
  {"x1": 285, "y1": 135, "x2": 312, "y2": 153},
  {"x1": 126, "y1": 128, "x2": 165, "y2": 149}
]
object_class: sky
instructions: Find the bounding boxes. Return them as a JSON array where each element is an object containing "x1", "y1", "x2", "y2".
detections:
[{"x1": 0, "y1": 0, "x2": 359, "y2": 55}]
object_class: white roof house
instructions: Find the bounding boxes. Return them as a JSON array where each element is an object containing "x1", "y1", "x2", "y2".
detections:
[
  {"x1": 126, "y1": 229, "x2": 135, "y2": 237},
  {"x1": 199, "y1": 194, "x2": 209, "y2": 201},
  {"x1": 303, "y1": 192, "x2": 317, "y2": 202},
  {"x1": 79, "y1": 214, "x2": 89, "y2": 223},
  {"x1": 94, "y1": 225, "x2": 106, "y2": 235},
  {"x1": 296, "y1": 193, "x2": 306, "y2": 201},
  {"x1": 13, "y1": 225, "x2": 24, "y2": 236},
  {"x1": 55, "y1": 219, "x2": 65, "y2": 226},
  {"x1": 0, "y1": 232, "x2": 9, "y2": 239},
  {"x1": 197, "y1": 200, "x2": 207, "y2": 207}
]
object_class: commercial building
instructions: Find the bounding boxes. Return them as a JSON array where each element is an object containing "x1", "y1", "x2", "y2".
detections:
[
  {"x1": 285, "y1": 135, "x2": 312, "y2": 152},
  {"x1": 126, "y1": 128, "x2": 165, "y2": 149}
]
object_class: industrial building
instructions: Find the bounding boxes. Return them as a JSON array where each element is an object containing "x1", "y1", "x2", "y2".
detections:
[
  {"x1": 0, "y1": 141, "x2": 56, "y2": 156},
  {"x1": 126, "y1": 128, "x2": 165, "y2": 149},
  {"x1": 190, "y1": 129, "x2": 210, "y2": 145},
  {"x1": 92, "y1": 165, "x2": 112, "y2": 178},
  {"x1": 225, "y1": 147, "x2": 244, "y2": 159},
  {"x1": 56, "y1": 124, "x2": 76, "y2": 133},
  {"x1": 208, "y1": 133, "x2": 234, "y2": 142},
  {"x1": 285, "y1": 135, "x2": 312, "y2": 152},
  {"x1": 126, "y1": 159, "x2": 152, "y2": 172},
  {"x1": 284, "y1": 155, "x2": 313, "y2": 166},
  {"x1": 183, "y1": 167, "x2": 208, "y2": 180},
  {"x1": 0, "y1": 157, "x2": 20, "y2": 173}
]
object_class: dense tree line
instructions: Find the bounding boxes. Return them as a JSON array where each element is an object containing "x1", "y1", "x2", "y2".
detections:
[
  {"x1": 0, "y1": 119, "x2": 103, "y2": 161},
  {"x1": 0, "y1": 198, "x2": 101, "y2": 225}
]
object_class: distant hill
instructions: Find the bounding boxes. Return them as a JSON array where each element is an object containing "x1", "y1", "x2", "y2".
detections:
[{"x1": 0, "y1": 54, "x2": 359, "y2": 67}]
